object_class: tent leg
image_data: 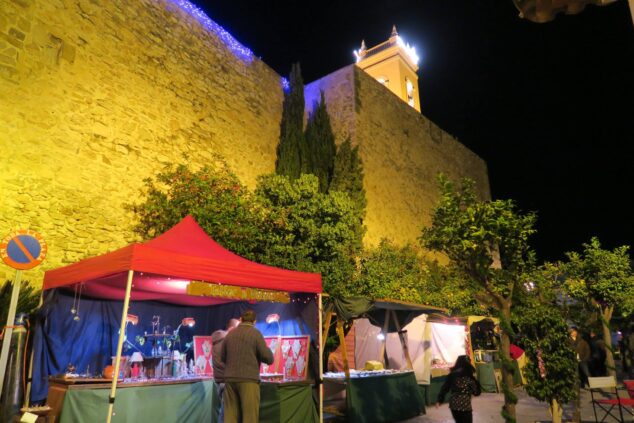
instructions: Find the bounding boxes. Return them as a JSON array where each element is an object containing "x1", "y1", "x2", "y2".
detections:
[
  {"x1": 336, "y1": 318, "x2": 350, "y2": 379},
  {"x1": 378, "y1": 309, "x2": 390, "y2": 368},
  {"x1": 106, "y1": 270, "x2": 134, "y2": 423},
  {"x1": 318, "y1": 294, "x2": 323, "y2": 423},
  {"x1": 321, "y1": 312, "x2": 333, "y2": 351},
  {"x1": 0, "y1": 270, "x2": 22, "y2": 397},
  {"x1": 391, "y1": 310, "x2": 413, "y2": 370}
]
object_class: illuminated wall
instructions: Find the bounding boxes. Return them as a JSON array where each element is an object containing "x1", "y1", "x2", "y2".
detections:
[
  {"x1": 0, "y1": 1, "x2": 489, "y2": 285},
  {"x1": 305, "y1": 66, "x2": 490, "y2": 247},
  {"x1": 0, "y1": 0, "x2": 284, "y2": 284}
]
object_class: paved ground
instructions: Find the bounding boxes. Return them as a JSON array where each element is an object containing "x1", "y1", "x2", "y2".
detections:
[{"x1": 403, "y1": 388, "x2": 626, "y2": 423}]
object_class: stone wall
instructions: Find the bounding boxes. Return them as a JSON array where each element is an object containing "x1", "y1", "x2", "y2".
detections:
[
  {"x1": 306, "y1": 66, "x2": 490, "y2": 247},
  {"x1": 1, "y1": 0, "x2": 490, "y2": 286},
  {"x1": 0, "y1": 0, "x2": 284, "y2": 284}
]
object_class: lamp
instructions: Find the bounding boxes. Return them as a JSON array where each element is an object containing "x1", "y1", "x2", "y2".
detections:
[
  {"x1": 130, "y1": 352, "x2": 144, "y2": 378},
  {"x1": 265, "y1": 314, "x2": 280, "y2": 324},
  {"x1": 376, "y1": 332, "x2": 385, "y2": 341},
  {"x1": 181, "y1": 317, "x2": 196, "y2": 328},
  {"x1": 126, "y1": 314, "x2": 139, "y2": 326}
]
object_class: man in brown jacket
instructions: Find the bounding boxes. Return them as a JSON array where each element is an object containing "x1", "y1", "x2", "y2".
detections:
[
  {"x1": 221, "y1": 310, "x2": 274, "y2": 423},
  {"x1": 570, "y1": 327, "x2": 591, "y2": 387}
]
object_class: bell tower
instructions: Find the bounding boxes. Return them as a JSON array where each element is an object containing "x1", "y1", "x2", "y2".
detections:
[{"x1": 354, "y1": 26, "x2": 421, "y2": 112}]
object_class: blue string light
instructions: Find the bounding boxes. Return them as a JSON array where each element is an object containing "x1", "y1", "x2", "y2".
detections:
[{"x1": 167, "y1": 0, "x2": 255, "y2": 63}]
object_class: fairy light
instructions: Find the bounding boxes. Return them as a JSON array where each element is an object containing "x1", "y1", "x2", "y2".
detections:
[{"x1": 166, "y1": 0, "x2": 255, "y2": 63}]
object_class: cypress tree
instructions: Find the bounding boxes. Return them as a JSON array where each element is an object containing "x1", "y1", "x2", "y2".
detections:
[
  {"x1": 303, "y1": 91, "x2": 336, "y2": 192},
  {"x1": 275, "y1": 63, "x2": 304, "y2": 180},
  {"x1": 331, "y1": 137, "x2": 367, "y2": 250}
]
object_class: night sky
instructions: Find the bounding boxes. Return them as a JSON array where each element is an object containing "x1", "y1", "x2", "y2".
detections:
[{"x1": 197, "y1": 0, "x2": 634, "y2": 262}]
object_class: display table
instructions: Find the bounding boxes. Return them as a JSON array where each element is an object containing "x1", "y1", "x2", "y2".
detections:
[
  {"x1": 258, "y1": 381, "x2": 318, "y2": 423},
  {"x1": 47, "y1": 377, "x2": 317, "y2": 423},
  {"x1": 325, "y1": 371, "x2": 425, "y2": 423},
  {"x1": 424, "y1": 375, "x2": 448, "y2": 406},
  {"x1": 48, "y1": 377, "x2": 213, "y2": 423}
]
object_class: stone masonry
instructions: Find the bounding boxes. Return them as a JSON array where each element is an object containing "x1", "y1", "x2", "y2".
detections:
[
  {"x1": 305, "y1": 66, "x2": 490, "y2": 247},
  {"x1": 1, "y1": 0, "x2": 489, "y2": 285}
]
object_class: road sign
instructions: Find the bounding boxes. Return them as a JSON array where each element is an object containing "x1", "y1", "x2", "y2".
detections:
[{"x1": 0, "y1": 229, "x2": 47, "y2": 270}]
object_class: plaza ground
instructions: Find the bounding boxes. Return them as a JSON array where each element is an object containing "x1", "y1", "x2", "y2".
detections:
[{"x1": 404, "y1": 388, "x2": 625, "y2": 423}]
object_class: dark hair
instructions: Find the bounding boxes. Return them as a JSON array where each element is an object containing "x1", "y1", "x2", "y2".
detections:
[
  {"x1": 451, "y1": 355, "x2": 475, "y2": 376},
  {"x1": 241, "y1": 309, "x2": 256, "y2": 323}
]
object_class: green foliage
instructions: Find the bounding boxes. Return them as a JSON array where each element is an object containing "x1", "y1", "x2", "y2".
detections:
[
  {"x1": 276, "y1": 63, "x2": 304, "y2": 180},
  {"x1": 0, "y1": 281, "x2": 40, "y2": 322},
  {"x1": 354, "y1": 240, "x2": 481, "y2": 315},
  {"x1": 330, "y1": 137, "x2": 367, "y2": 252},
  {"x1": 303, "y1": 91, "x2": 337, "y2": 193},
  {"x1": 127, "y1": 159, "x2": 266, "y2": 258},
  {"x1": 420, "y1": 174, "x2": 536, "y2": 308},
  {"x1": 254, "y1": 174, "x2": 360, "y2": 296},
  {"x1": 514, "y1": 301, "x2": 577, "y2": 406},
  {"x1": 564, "y1": 237, "x2": 634, "y2": 315}
]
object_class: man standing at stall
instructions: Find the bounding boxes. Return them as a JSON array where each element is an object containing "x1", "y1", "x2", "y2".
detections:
[
  {"x1": 212, "y1": 318, "x2": 240, "y2": 423},
  {"x1": 221, "y1": 309, "x2": 274, "y2": 423}
]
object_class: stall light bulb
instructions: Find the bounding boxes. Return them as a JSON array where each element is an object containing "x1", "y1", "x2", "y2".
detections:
[{"x1": 377, "y1": 333, "x2": 385, "y2": 341}]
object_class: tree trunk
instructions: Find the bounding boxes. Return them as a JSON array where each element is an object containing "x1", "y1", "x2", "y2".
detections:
[
  {"x1": 550, "y1": 399, "x2": 562, "y2": 423},
  {"x1": 500, "y1": 302, "x2": 517, "y2": 422},
  {"x1": 601, "y1": 305, "x2": 616, "y2": 377}
]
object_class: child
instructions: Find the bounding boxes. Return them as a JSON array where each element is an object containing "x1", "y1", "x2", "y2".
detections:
[{"x1": 436, "y1": 355, "x2": 482, "y2": 423}]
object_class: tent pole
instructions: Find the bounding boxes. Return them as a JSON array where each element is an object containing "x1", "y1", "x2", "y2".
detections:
[
  {"x1": 321, "y1": 311, "x2": 332, "y2": 351},
  {"x1": 317, "y1": 293, "x2": 323, "y2": 423},
  {"x1": 391, "y1": 310, "x2": 413, "y2": 370},
  {"x1": 378, "y1": 309, "x2": 390, "y2": 368},
  {"x1": 335, "y1": 318, "x2": 350, "y2": 379},
  {"x1": 106, "y1": 270, "x2": 134, "y2": 423}
]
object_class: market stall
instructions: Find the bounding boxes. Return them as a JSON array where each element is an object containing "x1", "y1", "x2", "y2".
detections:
[
  {"x1": 30, "y1": 216, "x2": 322, "y2": 423},
  {"x1": 322, "y1": 297, "x2": 447, "y2": 423}
]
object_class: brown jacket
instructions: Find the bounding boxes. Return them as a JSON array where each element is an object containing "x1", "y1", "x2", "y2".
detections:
[
  {"x1": 221, "y1": 322, "x2": 274, "y2": 381},
  {"x1": 574, "y1": 337, "x2": 591, "y2": 362}
]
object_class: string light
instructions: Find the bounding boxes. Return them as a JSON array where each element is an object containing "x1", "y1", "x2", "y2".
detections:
[{"x1": 166, "y1": 0, "x2": 255, "y2": 63}]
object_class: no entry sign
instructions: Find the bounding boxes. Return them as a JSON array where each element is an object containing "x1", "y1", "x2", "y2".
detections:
[{"x1": 0, "y1": 229, "x2": 47, "y2": 270}]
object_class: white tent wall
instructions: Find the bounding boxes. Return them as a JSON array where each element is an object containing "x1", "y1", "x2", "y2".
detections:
[
  {"x1": 430, "y1": 322, "x2": 467, "y2": 366},
  {"x1": 353, "y1": 315, "x2": 433, "y2": 384}
]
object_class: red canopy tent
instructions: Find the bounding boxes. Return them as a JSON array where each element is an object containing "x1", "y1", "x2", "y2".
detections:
[
  {"x1": 43, "y1": 215, "x2": 321, "y2": 300},
  {"x1": 41, "y1": 216, "x2": 322, "y2": 422}
]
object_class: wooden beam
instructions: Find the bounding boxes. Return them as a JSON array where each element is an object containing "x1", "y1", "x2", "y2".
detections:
[
  {"x1": 378, "y1": 309, "x2": 390, "y2": 367},
  {"x1": 336, "y1": 318, "x2": 350, "y2": 379},
  {"x1": 391, "y1": 309, "x2": 413, "y2": 370}
]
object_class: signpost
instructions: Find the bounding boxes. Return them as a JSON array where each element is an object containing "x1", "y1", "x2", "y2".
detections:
[{"x1": 0, "y1": 229, "x2": 47, "y2": 397}]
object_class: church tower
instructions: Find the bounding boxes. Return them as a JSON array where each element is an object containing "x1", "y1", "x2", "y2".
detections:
[{"x1": 354, "y1": 26, "x2": 421, "y2": 112}]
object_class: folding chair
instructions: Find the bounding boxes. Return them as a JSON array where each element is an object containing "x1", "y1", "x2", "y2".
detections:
[{"x1": 588, "y1": 376, "x2": 634, "y2": 422}]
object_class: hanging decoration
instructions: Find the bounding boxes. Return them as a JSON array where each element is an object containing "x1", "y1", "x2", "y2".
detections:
[{"x1": 187, "y1": 281, "x2": 290, "y2": 303}]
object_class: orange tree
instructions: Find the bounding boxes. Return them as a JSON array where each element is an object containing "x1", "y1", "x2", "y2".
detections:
[
  {"x1": 563, "y1": 237, "x2": 634, "y2": 376},
  {"x1": 420, "y1": 174, "x2": 536, "y2": 423}
]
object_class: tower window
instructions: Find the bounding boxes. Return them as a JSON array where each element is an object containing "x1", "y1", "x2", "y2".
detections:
[{"x1": 406, "y1": 78, "x2": 415, "y2": 107}]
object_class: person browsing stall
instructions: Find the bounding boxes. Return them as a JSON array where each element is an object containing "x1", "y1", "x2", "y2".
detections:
[
  {"x1": 436, "y1": 355, "x2": 482, "y2": 423},
  {"x1": 212, "y1": 318, "x2": 240, "y2": 423},
  {"x1": 221, "y1": 310, "x2": 274, "y2": 423}
]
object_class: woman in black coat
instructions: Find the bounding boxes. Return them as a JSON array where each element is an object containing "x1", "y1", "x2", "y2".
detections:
[{"x1": 436, "y1": 355, "x2": 482, "y2": 423}]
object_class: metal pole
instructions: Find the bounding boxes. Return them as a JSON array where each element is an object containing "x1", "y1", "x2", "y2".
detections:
[
  {"x1": 0, "y1": 270, "x2": 23, "y2": 396},
  {"x1": 317, "y1": 293, "x2": 323, "y2": 423},
  {"x1": 23, "y1": 290, "x2": 44, "y2": 407},
  {"x1": 106, "y1": 270, "x2": 134, "y2": 423}
]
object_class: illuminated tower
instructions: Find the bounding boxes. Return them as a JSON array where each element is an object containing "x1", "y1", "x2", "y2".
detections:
[{"x1": 354, "y1": 26, "x2": 421, "y2": 112}]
